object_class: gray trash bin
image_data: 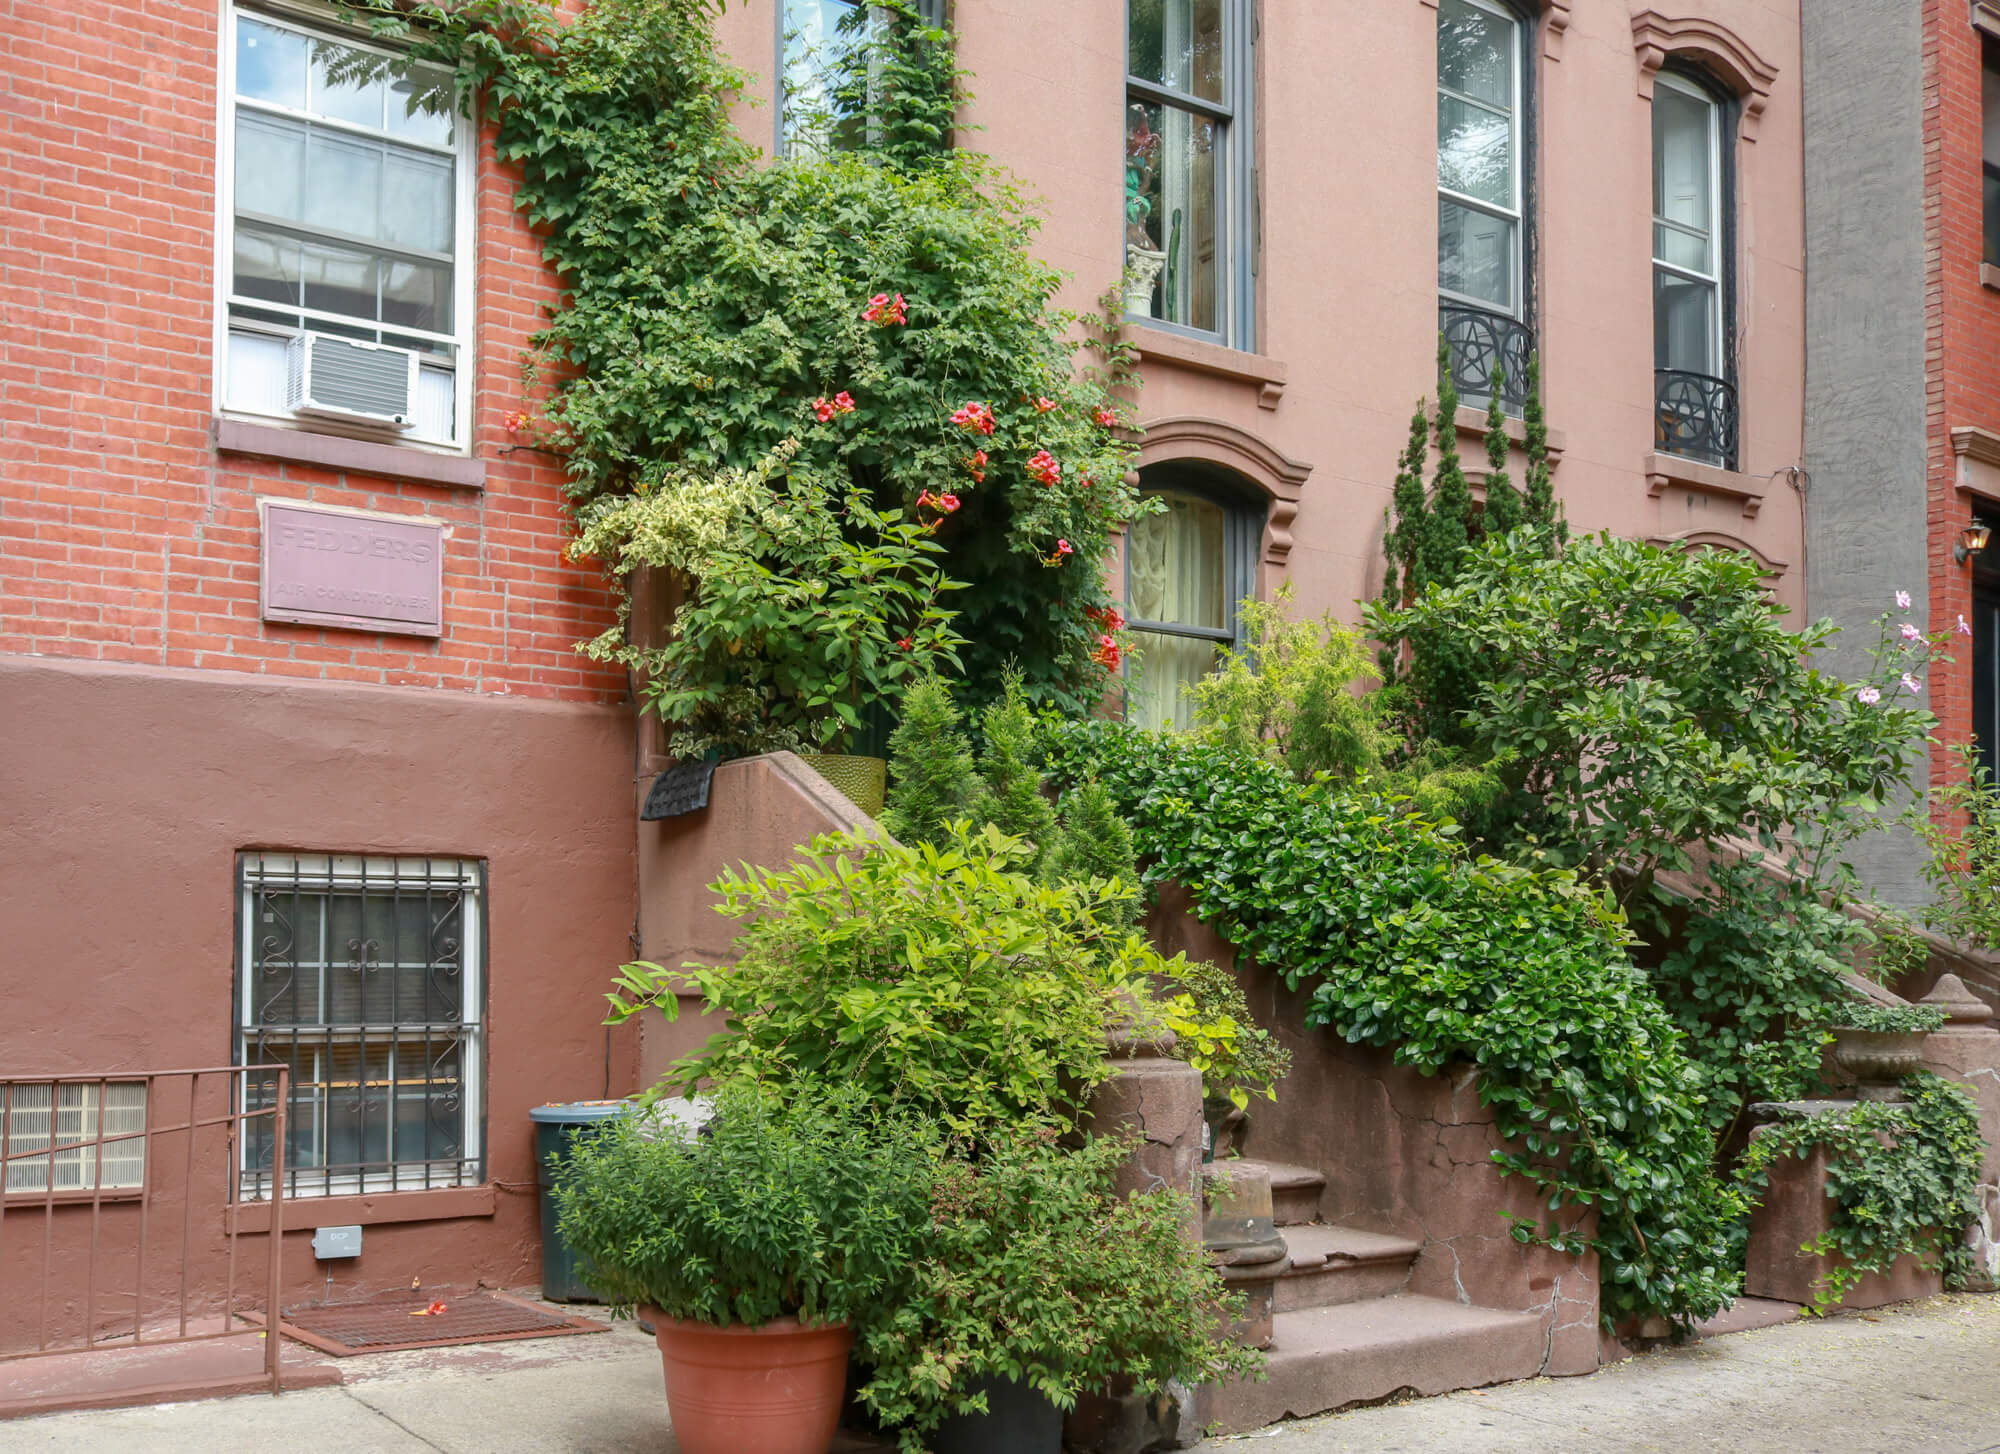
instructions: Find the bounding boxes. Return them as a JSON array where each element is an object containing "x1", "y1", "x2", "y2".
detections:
[{"x1": 528, "y1": 1100, "x2": 628, "y2": 1303}]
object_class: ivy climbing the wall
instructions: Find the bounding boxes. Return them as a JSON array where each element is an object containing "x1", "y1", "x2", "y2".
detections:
[
  {"x1": 1734, "y1": 1075, "x2": 1985, "y2": 1312},
  {"x1": 352, "y1": 0, "x2": 1144, "y2": 714}
]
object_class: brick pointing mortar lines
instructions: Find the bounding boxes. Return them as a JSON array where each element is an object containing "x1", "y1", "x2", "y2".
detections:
[{"x1": 1, "y1": 1, "x2": 623, "y2": 703}]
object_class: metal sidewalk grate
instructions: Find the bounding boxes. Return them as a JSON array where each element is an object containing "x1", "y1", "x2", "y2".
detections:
[{"x1": 276, "y1": 1289, "x2": 606, "y2": 1356}]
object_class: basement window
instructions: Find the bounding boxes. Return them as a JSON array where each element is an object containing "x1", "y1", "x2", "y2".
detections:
[{"x1": 235, "y1": 853, "x2": 486, "y2": 1199}]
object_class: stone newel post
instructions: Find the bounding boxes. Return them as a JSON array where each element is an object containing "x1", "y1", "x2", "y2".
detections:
[{"x1": 1065, "y1": 1012, "x2": 1207, "y2": 1454}]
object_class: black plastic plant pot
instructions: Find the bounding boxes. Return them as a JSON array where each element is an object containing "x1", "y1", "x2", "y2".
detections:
[{"x1": 929, "y1": 1375, "x2": 1063, "y2": 1454}]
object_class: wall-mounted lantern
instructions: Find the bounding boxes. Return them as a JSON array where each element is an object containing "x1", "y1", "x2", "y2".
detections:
[{"x1": 1957, "y1": 522, "x2": 1993, "y2": 566}]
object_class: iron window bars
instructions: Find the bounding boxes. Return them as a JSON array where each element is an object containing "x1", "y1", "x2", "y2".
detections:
[{"x1": 235, "y1": 853, "x2": 484, "y2": 1199}]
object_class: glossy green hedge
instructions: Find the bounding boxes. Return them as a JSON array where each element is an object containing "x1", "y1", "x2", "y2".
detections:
[{"x1": 1037, "y1": 720, "x2": 1745, "y2": 1329}]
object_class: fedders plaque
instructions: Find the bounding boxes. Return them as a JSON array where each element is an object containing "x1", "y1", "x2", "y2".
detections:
[{"x1": 260, "y1": 500, "x2": 445, "y2": 638}]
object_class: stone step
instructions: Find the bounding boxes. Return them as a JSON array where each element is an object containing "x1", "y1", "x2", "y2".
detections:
[
  {"x1": 1273, "y1": 1224, "x2": 1421, "y2": 1313},
  {"x1": 1214, "y1": 1159, "x2": 1324, "y2": 1226},
  {"x1": 1203, "y1": 1295, "x2": 1545, "y2": 1436}
]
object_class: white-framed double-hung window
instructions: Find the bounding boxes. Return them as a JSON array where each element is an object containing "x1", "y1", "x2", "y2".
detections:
[
  {"x1": 218, "y1": 7, "x2": 475, "y2": 448},
  {"x1": 235, "y1": 853, "x2": 486, "y2": 1199}
]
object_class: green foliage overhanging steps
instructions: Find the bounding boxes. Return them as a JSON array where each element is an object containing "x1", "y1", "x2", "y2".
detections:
[
  {"x1": 351, "y1": 0, "x2": 1143, "y2": 714},
  {"x1": 1035, "y1": 719, "x2": 1744, "y2": 1331}
]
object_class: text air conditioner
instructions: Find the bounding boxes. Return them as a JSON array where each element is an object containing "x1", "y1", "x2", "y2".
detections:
[{"x1": 285, "y1": 333, "x2": 419, "y2": 428}]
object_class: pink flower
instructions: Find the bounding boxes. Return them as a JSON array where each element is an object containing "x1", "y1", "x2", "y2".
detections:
[
  {"x1": 1057, "y1": 538, "x2": 1073, "y2": 555},
  {"x1": 950, "y1": 402, "x2": 996, "y2": 436},
  {"x1": 896, "y1": 635, "x2": 913, "y2": 650},
  {"x1": 505, "y1": 410, "x2": 530, "y2": 434},
  {"x1": 862, "y1": 292, "x2": 908, "y2": 326},
  {"x1": 1093, "y1": 406, "x2": 1117, "y2": 428},
  {"x1": 1895, "y1": 590, "x2": 1912, "y2": 610},
  {"x1": 1857, "y1": 686, "x2": 1882, "y2": 705},
  {"x1": 1026, "y1": 449, "x2": 1061, "y2": 486},
  {"x1": 1902, "y1": 673, "x2": 1923, "y2": 693},
  {"x1": 832, "y1": 391, "x2": 856, "y2": 414},
  {"x1": 812, "y1": 397, "x2": 836, "y2": 423},
  {"x1": 1900, "y1": 622, "x2": 1923, "y2": 642},
  {"x1": 1960, "y1": 614, "x2": 1974, "y2": 636},
  {"x1": 1034, "y1": 396, "x2": 1057, "y2": 414},
  {"x1": 938, "y1": 492, "x2": 961, "y2": 513}
]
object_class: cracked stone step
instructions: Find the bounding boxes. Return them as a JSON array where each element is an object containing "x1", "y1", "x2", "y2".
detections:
[
  {"x1": 1274, "y1": 1224, "x2": 1422, "y2": 1313},
  {"x1": 1202, "y1": 1294, "x2": 1545, "y2": 1436},
  {"x1": 1214, "y1": 1159, "x2": 1325, "y2": 1225}
]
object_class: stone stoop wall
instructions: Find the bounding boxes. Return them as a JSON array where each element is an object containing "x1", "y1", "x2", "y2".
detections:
[
  {"x1": 1143, "y1": 885, "x2": 1602, "y2": 1377},
  {"x1": 1922, "y1": 1022, "x2": 2000, "y2": 1289},
  {"x1": 628, "y1": 752, "x2": 879, "y2": 1090}
]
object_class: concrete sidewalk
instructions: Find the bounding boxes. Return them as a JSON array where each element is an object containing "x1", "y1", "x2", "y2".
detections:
[{"x1": 3, "y1": 1294, "x2": 1998, "y2": 1453}]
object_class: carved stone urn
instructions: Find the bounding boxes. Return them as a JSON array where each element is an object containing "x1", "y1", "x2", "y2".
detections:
[{"x1": 1829, "y1": 1028, "x2": 1930, "y2": 1101}]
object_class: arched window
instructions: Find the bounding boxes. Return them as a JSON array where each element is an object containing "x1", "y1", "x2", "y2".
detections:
[
  {"x1": 1123, "y1": 482, "x2": 1260, "y2": 731},
  {"x1": 1652, "y1": 69, "x2": 1737, "y2": 469}
]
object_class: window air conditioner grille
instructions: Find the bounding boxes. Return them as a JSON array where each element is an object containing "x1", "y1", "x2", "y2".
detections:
[{"x1": 285, "y1": 333, "x2": 416, "y2": 427}]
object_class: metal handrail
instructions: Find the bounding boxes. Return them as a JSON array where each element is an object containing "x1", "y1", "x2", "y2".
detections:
[{"x1": 0, "y1": 1066, "x2": 288, "y2": 1402}]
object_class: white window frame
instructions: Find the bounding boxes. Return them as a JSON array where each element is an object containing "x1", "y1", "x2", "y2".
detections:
[
  {"x1": 1651, "y1": 70, "x2": 1724, "y2": 380},
  {"x1": 212, "y1": 2, "x2": 478, "y2": 452},
  {"x1": 1437, "y1": 0, "x2": 1525, "y2": 320},
  {"x1": 235, "y1": 853, "x2": 485, "y2": 1200}
]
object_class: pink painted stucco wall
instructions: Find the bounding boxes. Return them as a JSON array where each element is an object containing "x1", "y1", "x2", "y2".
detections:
[{"x1": 718, "y1": 0, "x2": 1808, "y2": 616}]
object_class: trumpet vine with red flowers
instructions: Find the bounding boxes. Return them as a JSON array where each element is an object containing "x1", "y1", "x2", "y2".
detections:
[{"x1": 350, "y1": 0, "x2": 1143, "y2": 718}]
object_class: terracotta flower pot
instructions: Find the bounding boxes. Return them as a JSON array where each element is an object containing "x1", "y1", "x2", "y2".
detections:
[{"x1": 641, "y1": 1308, "x2": 853, "y2": 1454}]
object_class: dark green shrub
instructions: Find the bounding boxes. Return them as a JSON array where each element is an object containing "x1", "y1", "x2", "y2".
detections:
[
  {"x1": 554, "y1": 1086, "x2": 934, "y2": 1327},
  {"x1": 855, "y1": 1128, "x2": 1262, "y2": 1447}
]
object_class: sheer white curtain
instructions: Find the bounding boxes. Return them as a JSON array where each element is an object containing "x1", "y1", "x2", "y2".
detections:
[{"x1": 1127, "y1": 494, "x2": 1227, "y2": 731}]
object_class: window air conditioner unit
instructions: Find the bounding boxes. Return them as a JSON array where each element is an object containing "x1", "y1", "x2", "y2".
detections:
[{"x1": 285, "y1": 332, "x2": 419, "y2": 428}]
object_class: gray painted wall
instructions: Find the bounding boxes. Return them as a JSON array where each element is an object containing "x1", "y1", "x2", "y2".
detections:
[{"x1": 1802, "y1": 0, "x2": 1933, "y2": 905}]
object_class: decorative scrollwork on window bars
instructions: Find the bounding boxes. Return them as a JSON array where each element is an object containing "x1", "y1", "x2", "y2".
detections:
[
  {"x1": 1439, "y1": 303, "x2": 1533, "y2": 415},
  {"x1": 1654, "y1": 368, "x2": 1738, "y2": 470}
]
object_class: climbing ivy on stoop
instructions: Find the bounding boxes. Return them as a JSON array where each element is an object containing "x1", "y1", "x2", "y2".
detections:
[
  {"x1": 1735, "y1": 1075, "x2": 1985, "y2": 1313},
  {"x1": 1036, "y1": 720, "x2": 1745, "y2": 1331}
]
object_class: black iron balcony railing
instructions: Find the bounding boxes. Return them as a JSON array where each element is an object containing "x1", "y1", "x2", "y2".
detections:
[
  {"x1": 1654, "y1": 368, "x2": 1739, "y2": 470},
  {"x1": 1440, "y1": 302, "x2": 1533, "y2": 415}
]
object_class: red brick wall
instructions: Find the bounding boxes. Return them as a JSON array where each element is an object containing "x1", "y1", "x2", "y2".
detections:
[
  {"x1": 1924, "y1": 1, "x2": 2000, "y2": 786},
  {"x1": 0, "y1": 0, "x2": 624, "y2": 703}
]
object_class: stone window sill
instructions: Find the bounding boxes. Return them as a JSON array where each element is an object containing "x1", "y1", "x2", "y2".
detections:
[
  {"x1": 216, "y1": 417, "x2": 487, "y2": 491},
  {"x1": 1982, "y1": 263, "x2": 2000, "y2": 293},
  {"x1": 1133, "y1": 327, "x2": 1289, "y2": 409},
  {"x1": 1452, "y1": 405, "x2": 1567, "y2": 468},
  {"x1": 227, "y1": 1183, "x2": 497, "y2": 1235},
  {"x1": 1645, "y1": 452, "x2": 1765, "y2": 518}
]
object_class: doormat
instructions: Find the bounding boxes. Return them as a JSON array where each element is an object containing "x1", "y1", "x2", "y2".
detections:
[{"x1": 273, "y1": 1288, "x2": 607, "y2": 1356}]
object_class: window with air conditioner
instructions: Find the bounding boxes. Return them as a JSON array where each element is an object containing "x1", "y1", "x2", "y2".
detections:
[{"x1": 219, "y1": 7, "x2": 473, "y2": 447}]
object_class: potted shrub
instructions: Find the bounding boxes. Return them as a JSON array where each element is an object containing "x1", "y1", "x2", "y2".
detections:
[
  {"x1": 855, "y1": 1129, "x2": 1264, "y2": 1453},
  {"x1": 553, "y1": 1086, "x2": 933, "y2": 1454},
  {"x1": 1155, "y1": 954, "x2": 1291, "y2": 1160},
  {"x1": 568, "y1": 445, "x2": 966, "y2": 816}
]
